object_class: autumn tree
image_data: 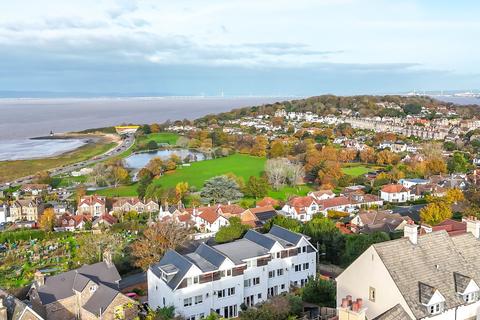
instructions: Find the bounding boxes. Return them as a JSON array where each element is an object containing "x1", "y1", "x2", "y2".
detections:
[
  {"x1": 34, "y1": 171, "x2": 53, "y2": 186},
  {"x1": 359, "y1": 147, "x2": 376, "y2": 163},
  {"x1": 250, "y1": 136, "x2": 268, "y2": 157},
  {"x1": 146, "y1": 157, "x2": 164, "y2": 177},
  {"x1": 425, "y1": 158, "x2": 447, "y2": 176},
  {"x1": 76, "y1": 233, "x2": 125, "y2": 265},
  {"x1": 132, "y1": 222, "x2": 190, "y2": 270},
  {"x1": 376, "y1": 150, "x2": 399, "y2": 165},
  {"x1": 317, "y1": 161, "x2": 344, "y2": 188},
  {"x1": 244, "y1": 176, "x2": 269, "y2": 199},
  {"x1": 39, "y1": 208, "x2": 56, "y2": 232},
  {"x1": 420, "y1": 198, "x2": 452, "y2": 226},
  {"x1": 150, "y1": 123, "x2": 161, "y2": 133},
  {"x1": 175, "y1": 182, "x2": 189, "y2": 202},
  {"x1": 269, "y1": 140, "x2": 287, "y2": 158}
]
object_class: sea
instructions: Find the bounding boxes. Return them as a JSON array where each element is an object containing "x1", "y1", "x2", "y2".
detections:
[{"x1": 0, "y1": 96, "x2": 289, "y2": 160}]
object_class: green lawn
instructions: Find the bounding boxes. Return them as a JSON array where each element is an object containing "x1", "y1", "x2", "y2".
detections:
[
  {"x1": 267, "y1": 185, "x2": 313, "y2": 201},
  {"x1": 139, "y1": 132, "x2": 179, "y2": 145},
  {"x1": 94, "y1": 154, "x2": 267, "y2": 197},
  {"x1": 341, "y1": 165, "x2": 371, "y2": 177}
]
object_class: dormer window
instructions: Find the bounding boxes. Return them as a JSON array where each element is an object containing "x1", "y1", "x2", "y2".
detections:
[
  {"x1": 463, "y1": 291, "x2": 479, "y2": 304},
  {"x1": 428, "y1": 303, "x2": 443, "y2": 315}
]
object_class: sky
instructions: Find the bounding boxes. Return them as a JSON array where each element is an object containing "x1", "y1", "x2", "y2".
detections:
[{"x1": 0, "y1": 0, "x2": 479, "y2": 96}]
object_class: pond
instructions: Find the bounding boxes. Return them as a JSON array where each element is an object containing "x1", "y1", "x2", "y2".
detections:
[{"x1": 124, "y1": 149, "x2": 208, "y2": 169}]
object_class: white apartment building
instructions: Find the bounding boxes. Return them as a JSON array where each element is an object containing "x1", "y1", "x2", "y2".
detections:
[
  {"x1": 337, "y1": 218, "x2": 480, "y2": 320},
  {"x1": 148, "y1": 226, "x2": 317, "y2": 320}
]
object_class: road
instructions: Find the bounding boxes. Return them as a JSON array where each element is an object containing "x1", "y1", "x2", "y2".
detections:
[{"x1": 1, "y1": 133, "x2": 135, "y2": 189}]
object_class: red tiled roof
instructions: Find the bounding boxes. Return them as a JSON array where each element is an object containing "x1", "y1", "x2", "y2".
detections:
[
  {"x1": 216, "y1": 204, "x2": 245, "y2": 215},
  {"x1": 317, "y1": 196, "x2": 352, "y2": 209},
  {"x1": 249, "y1": 205, "x2": 276, "y2": 214},
  {"x1": 79, "y1": 195, "x2": 106, "y2": 206},
  {"x1": 257, "y1": 197, "x2": 279, "y2": 207},
  {"x1": 432, "y1": 219, "x2": 466, "y2": 236},
  {"x1": 112, "y1": 197, "x2": 141, "y2": 206},
  {"x1": 310, "y1": 190, "x2": 334, "y2": 197},
  {"x1": 381, "y1": 184, "x2": 408, "y2": 193},
  {"x1": 198, "y1": 208, "x2": 221, "y2": 224},
  {"x1": 95, "y1": 213, "x2": 117, "y2": 225}
]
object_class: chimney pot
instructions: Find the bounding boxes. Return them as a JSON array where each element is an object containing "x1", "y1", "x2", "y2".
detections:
[
  {"x1": 341, "y1": 298, "x2": 348, "y2": 308},
  {"x1": 352, "y1": 302, "x2": 359, "y2": 312}
]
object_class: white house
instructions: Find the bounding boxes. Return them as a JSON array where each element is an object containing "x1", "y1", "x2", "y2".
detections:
[
  {"x1": 336, "y1": 219, "x2": 480, "y2": 320},
  {"x1": 193, "y1": 207, "x2": 230, "y2": 233},
  {"x1": 308, "y1": 190, "x2": 336, "y2": 201},
  {"x1": 398, "y1": 178, "x2": 429, "y2": 189},
  {"x1": 380, "y1": 184, "x2": 411, "y2": 203},
  {"x1": 148, "y1": 226, "x2": 317, "y2": 320},
  {"x1": 281, "y1": 196, "x2": 319, "y2": 222}
]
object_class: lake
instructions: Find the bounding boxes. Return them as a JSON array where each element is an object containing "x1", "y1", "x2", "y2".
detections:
[{"x1": 124, "y1": 149, "x2": 207, "y2": 169}]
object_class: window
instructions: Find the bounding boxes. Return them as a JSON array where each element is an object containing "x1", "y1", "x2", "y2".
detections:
[
  {"x1": 302, "y1": 246, "x2": 307, "y2": 253},
  {"x1": 199, "y1": 314, "x2": 205, "y2": 319},
  {"x1": 277, "y1": 269, "x2": 284, "y2": 276},
  {"x1": 276, "y1": 252, "x2": 281, "y2": 259},
  {"x1": 195, "y1": 295, "x2": 203, "y2": 305},
  {"x1": 257, "y1": 293, "x2": 262, "y2": 299},
  {"x1": 428, "y1": 303, "x2": 443, "y2": 315},
  {"x1": 268, "y1": 271, "x2": 275, "y2": 278},
  {"x1": 244, "y1": 279, "x2": 251, "y2": 287},
  {"x1": 294, "y1": 264, "x2": 301, "y2": 272},
  {"x1": 217, "y1": 289, "x2": 225, "y2": 298},
  {"x1": 228, "y1": 287, "x2": 235, "y2": 296},
  {"x1": 184, "y1": 297, "x2": 192, "y2": 307},
  {"x1": 297, "y1": 247, "x2": 301, "y2": 254},
  {"x1": 463, "y1": 291, "x2": 479, "y2": 303},
  {"x1": 369, "y1": 287, "x2": 376, "y2": 302},
  {"x1": 303, "y1": 263, "x2": 309, "y2": 270},
  {"x1": 253, "y1": 277, "x2": 260, "y2": 285},
  {"x1": 162, "y1": 298, "x2": 165, "y2": 306},
  {"x1": 246, "y1": 260, "x2": 257, "y2": 268},
  {"x1": 226, "y1": 269, "x2": 232, "y2": 276},
  {"x1": 281, "y1": 284, "x2": 286, "y2": 290},
  {"x1": 219, "y1": 270, "x2": 226, "y2": 277}
]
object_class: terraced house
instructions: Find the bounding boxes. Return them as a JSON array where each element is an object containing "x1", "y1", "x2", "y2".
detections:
[{"x1": 148, "y1": 226, "x2": 317, "y2": 320}]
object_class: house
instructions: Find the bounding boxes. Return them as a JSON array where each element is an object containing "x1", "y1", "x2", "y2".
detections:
[
  {"x1": 256, "y1": 197, "x2": 279, "y2": 208},
  {"x1": 398, "y1": 178, "x2": 429, "y2": 189},
  {"x1": 148, "y1": 225, "x2": 317, "y2": 319},
  {"x1": 240, "y1": 206, "x2": 278, "y2": 227},
  {"x1": 9, "y1": 199, "x2": 44, "y2": 222},
  {"x1": 92, "y1": 213, "x2": 117, "y2": 229},
  {"x1": 29, "y1": 252, "x2": 137, "y2": 320},
  {"x1": 308, "y1": 190, "x2": 336, "y2": 201},
  {"x1": 409, "y1": 183, "x2": 447, "y2": 200},
  {"x1": 0, "y1": 288, "x2": 44, "y2": 320},
  {"x1": 112, "y1": 197, "x2": 159, "y2": 213},
  {"x1": 55, "y1": 213, "x2": 91, "y2": 231},
  {"x1": 19, "y1": 184, "x2": 51, "y2": 196},
  {"x1": 420, "y1": 218, "x2": 467, "y2": 237},
  {"x1": 380, "y1": 184, "x2": 410, "y2": 203},
  {"x1": 336, "y1": 218, "x2": 480, "y2": 320},
  {"x1": 350, "y1": 210, "x2": 409, "y2": 234},
  {"x1": 281, "y1": 196, "x2": 319, "y2": 222},
  {"x1": 77, "y1": 195, "x2": 106, "y2": 216},
  {"x1": 0, "y1": 204, "x2": 9, "y2": 224},
  {"x1": 193, "y1": 207, "x2": 230, "y2": 232}
]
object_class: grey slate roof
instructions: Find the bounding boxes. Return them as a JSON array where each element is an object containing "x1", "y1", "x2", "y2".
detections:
[
  {"x1": 453, "y1": 272, "x2": 471, "y2": 294},
  {"x1": 269, "y1": 225, "x2": 304, "y2": 245},
  {"x1": 373, "y1": 230, "x2": 480, "y2": 319},
  {"x1": 150, "y1": 250, "x2": 193, "y2": 289},
  {"x1": 0, "y1": 288, "x2": 44, "y2": 320},
  {"x1": 373, "y1": 304, "x2": 411, "y2": 320},
  {"x1": 214, "y1": 239, "x2": 269, "y2": 264},
  {"x1": 82, "y1": 284, "x2": 119, "y2": 316},
  {"x1": 244, "y1": 229, "x2": 276, "y2": 249},
  {"x1": 418, "y1": 282, "x2": 435, "y2": 304},
  {"x1": 37, "y1": 261, "x2": 121, "y2": 305}
]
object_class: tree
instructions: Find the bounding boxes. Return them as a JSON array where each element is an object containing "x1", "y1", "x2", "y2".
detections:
[
  {"x1": 150, "y1": 123, "x2": 161, "y2": 133},
  {"x1": 402, "y1": 103, "x2": 422, "y2": 115},
  {"x1": 302, "y1": 278, "x2": 336, "y2": 307},
  {"x1": 269, "y1": 140, "x2": 287, "y2": 158},
  {"x1": 447, "y1": 152, "x2": 469, "y2": 173},
  {"x1": 146, "y1": 140, "x2": 158, "y2": 150},
  {"x1": 303, "y1": 216, "x2": 345, "y2": 265},
  {"x1": 244, "y1": 176, "x2": 269, "y2": 199},
  {"x1": 175, "y1": 182, "x2": 189, "y2": 201},
  {"x1": 75, "y1": 184, "x2": 86, "y2": 204},
  {"x1": 215, "y1": 217, "x2": 250, "y2": 244},
  {"x1": 200, "y1": 176, "x2": 243, "y2": 204},
  {"x1": 76, "y1": 233, "x2": 125, "y2": 265},
  {"x1": 376, "y1": 150, "x2": 399, "y2": 165},
  {"x1": 342, "y1": 232, "x2": 390, "y2": 266},
  {"x1": 359, "y1": 146, "x2": 376, "y2": 163},
  {"x1": 420, "y1": 197, "x2": 452, "y2": 225},
  {"x1": 250, "y1": 136, "x2": 268, "y2": 157},
  {"x1": 146, "y1": 157, "x2": 164, "y2": 177},
  {"x1": 265, "y1": 158, "x2": 303, "y2": 190},
  {"x1": 445, "y1": 188, "x2": 464, "y2": 204},
  {"x1": 34, "y1": 171, "x2": 53, "y2": 186},
  {"x1": 317, "y1": 161, "x2": 343, "y2": 188},
  {"x1": 39, "y1": 208, "x2": 56, "y2": 232},
  {"x1": 137, "y1": 174, "x2": 154, "y2": 200},
  {"x1": 425, "y1": 158, "x2": 447, "y2": 176},
  {"x1": 132, "y1": 222, "x2": 190, "y2": 270},
  {"x1": 262, "y1": 215, "x2": 303, "y2": 233},
  {"x1": 112, "y1": 166, "x2": 130, "y2": 187},
  {"x1": 141, "y1": 124, "x2": 151, "y2": 134}
]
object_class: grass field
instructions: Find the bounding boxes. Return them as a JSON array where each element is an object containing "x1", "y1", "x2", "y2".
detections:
[
  {"x1": 138, "y1": 132, "x2": 179, "y2": 145},
  {"x1": 94, "y1": 154, "x2": 267, "y2": 197},
  {"x1": 341, "y1": 165, "x2": 371, "y2": 177},
  {"x1": 267, "y1": 185, "x2": 313, "y2": 200},
  {"x1": 0, "y1": 141, "x2": 116, "y2": 183}
]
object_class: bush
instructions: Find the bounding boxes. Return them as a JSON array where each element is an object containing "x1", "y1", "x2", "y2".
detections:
[{"x1": 302, "y1": 278, "x2": 336, "y2": 307}]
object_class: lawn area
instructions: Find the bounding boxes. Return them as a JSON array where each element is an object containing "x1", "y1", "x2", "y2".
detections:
[
  {"x1": 267, "y1": 185, "x2": 313, "y2": 201},
  {"x1": 341, "y1": 165, "x2": 371, "y2": 177},
  {"x1": 0, "y1": 140, "x2": 117, "y2": 183},
  {"x1": 138, "y1": 132, "x2": 179, "y2": 145},
  {"x1": 94, "y1": 154, "x2": 267, "y2": 197}
]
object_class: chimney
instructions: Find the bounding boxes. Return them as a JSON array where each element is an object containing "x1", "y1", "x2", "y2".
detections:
[
  {"x1": 463, "y1": 216, "x2": 480, "y2": 239},
  {"x1": 404, "y1": 220, "x2": 418, "y2": 244},
  {"x1": 103, "y1": 250, "x2": 113, "y2": 268},
  {"x1": 34, "y1": 270, "x2": 45, "y2": 286},
  {"x1": 0, "y1": 297, "x2": 7, "y2": 320},
  {"x1": 338, "y1": 296, "x2": 367, "y2": 320}
]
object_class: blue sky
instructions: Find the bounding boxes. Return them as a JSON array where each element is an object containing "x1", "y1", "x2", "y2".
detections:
[{"x1": 0, "y1": 0, "x2": 479, "y2": 96}]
